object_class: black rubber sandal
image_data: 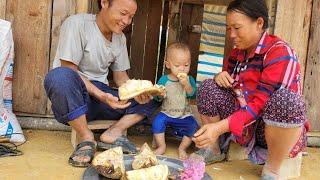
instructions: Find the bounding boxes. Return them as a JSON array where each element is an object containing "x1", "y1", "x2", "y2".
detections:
[{"x1": 68, "y1": 141, "x2": 96, "y2": 167}]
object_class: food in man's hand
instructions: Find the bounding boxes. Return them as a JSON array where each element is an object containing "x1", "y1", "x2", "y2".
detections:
[
  {"x1": 118, "y1": 79, "x2": 165, "y2": 100},
  {"x1": 92, "y1": 147, "x2": 125, "y2": 179},
  {"x1": 126, "y1": 164, "x2": 169, "y2": 180},
  {"x1": 132, "y1": 143, "x2": 158, "y2": 170},
  {"x1": 177, "y1": 72, "x2": 187, "y2": 79}
]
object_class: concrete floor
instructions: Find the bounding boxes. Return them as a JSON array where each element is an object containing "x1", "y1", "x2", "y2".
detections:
[{"x1": 1, "y1": 130, "x2": 319, "y2": 180}]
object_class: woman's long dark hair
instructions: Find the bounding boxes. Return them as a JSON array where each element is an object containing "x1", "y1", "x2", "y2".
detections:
[{"x1": 227, "y1": 0, "x2": 269, "y2": 30}]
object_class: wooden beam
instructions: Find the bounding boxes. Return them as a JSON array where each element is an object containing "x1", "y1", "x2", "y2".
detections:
[
  {"x1": 274, "y1": 0, "x2": 312, "y2": 88},
  {"x1": 0, "y1": 0, "x2": 6, "y2": 19},
  {"x1": 304, "y1": 0, "x2": 320, "y2": 131},
  {"x1": 6, "y1": 0, "x2": 53, "y2": 114}
]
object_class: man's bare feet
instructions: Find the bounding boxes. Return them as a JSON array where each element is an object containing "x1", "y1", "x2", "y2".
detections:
[
  {"x1": 154, "y1": 146, "x2": 166, "y2": 155},
  {"x1": 178, "y1": 148, "x2": 188, "y2": 160},
  {"x1": 100, "y1": 126, "x2": 123, "y2": 143}
]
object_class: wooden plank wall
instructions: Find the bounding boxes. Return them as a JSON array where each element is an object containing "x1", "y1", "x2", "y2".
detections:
[
  {"x1": 0, "y1": 0, "x2": 6, "y2": 19},
  {"x1": 142, "y1": 0, "x2": 163, "y2": 82},
  {"x1": 274, "y1": 0, "x2": 313, "y2": 88},
  {"x1": 6, "y1": 0, "x2": 52, "y2": 115},
  {"x1": 129, "y1": 0, "x2": 149, "y2": 80},
  {"x1": 304, "y1": 0, "x2": 320, "y2": 131},
  {"x1": 129, "y1": 0, "x2": 163, "y2": 82}
]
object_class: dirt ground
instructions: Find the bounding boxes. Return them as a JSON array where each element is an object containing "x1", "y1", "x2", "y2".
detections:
[{"x1": 1, "y1": 130, "x2": 319, "y2": 180}]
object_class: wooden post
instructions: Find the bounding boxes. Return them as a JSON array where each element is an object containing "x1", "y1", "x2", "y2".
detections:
[{"x1": 304, "y1": 0, "x2": 320, "y2": 131}]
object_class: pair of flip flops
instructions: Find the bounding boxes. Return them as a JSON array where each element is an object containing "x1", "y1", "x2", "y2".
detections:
[
  {"x1": 0, "y1": 144, "x2": 23, "y2": 157},
  {"x1": 69, "y1": 136, "x2": 138, "y2": 167}
]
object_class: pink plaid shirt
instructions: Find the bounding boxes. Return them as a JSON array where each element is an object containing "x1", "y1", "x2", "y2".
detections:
[{"x1": 223, "y1": 32, "x2": 308, "y2": 136}]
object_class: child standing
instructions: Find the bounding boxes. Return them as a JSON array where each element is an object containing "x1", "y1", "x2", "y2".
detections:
[{"x1": 152, "y1": 42, "x2": 199, "y2": 159}]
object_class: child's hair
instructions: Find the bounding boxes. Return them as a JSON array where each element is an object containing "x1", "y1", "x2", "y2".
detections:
[{"x1": 165, "y1": 42, "x2": 191, "y2": 61}]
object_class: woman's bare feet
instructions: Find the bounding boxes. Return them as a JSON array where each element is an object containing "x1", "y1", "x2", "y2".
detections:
[
  {"x1": 154, "y1": 146, "x2": 166, "y2": 155},
  {"x1": 178, "y1": 148, "x2": 188, "y2": 160}
]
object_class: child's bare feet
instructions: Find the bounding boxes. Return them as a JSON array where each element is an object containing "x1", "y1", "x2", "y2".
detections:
[
  {"x1": 154, "y1": 146, "x2": 166, "y2": 155},
  {"x1": 178, "y1": 148, "x2": 188, "y2": 160},
  {"x1": 152, "y1": 138, "x2": 157, "y2": 149}
]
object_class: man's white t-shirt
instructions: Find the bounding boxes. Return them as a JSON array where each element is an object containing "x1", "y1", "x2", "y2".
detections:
[{"x1": 53, "y1": 13, "x2": 130, "y2": 85}]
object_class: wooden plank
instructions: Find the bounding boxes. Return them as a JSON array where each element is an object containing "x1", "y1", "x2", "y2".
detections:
[
  {"x1": 49, "y1": 0, "x2": 76, "y2": 70},
  {"x1": 89, "y1": 0, "x2": 100, "y2": 14},
  {"x1": 128, "y1": 0, "x2": 149, "y2": 79},
  {"x1": 0, "y1": 0, "x2": 6, "y2": 19},
  {"x1": 167, "y1": 1, "x2": 180, "y2": 45},
  {"x1": 143, "y1": 0, "x2": 163, "y2": 83},
  {"x1": 46, "y1": 0, "x2": 76, "y2": 115},
  {"x1": 156, "y1": 0, "x2": 170, "y2": 81},
  {"x1": 304, "y1": 0, "x2": 320, "y2": 131},
  {"x1": 274, "y1": 0, "x2": 312, "y2": 88},
  {"x1": 76, "y1": 0, "x2": 90, "y2": 13},
  {"x1": 6, "y1": 0, "x2": 52, "y2": 114}
]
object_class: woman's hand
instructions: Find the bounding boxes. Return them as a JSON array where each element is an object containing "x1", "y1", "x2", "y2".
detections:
[
  {"x1": 102, "y1": 93, "x2": 131, "y2": 109},
  {"x1": 192, "y1": 119, "x2": 230, "y2": 148},
  {"x1": 134, "y1": 93, "x2": 152, "y2": 104},
  {"x1": 214, "y1": 71, "x2": 234, "y2": 88}
]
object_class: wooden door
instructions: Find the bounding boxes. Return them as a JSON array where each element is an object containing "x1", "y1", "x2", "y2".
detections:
[
  {"x1": 6, "y1": 0, "x2": 52, "y2": 114},
  {"x1": 304, "y1": 0, "x2": 320, "y2": 131}
]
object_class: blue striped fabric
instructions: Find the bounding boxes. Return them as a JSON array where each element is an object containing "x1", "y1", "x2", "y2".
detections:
[{"x1": 196, "y1": 4, "x2": 227, "y2": 86}]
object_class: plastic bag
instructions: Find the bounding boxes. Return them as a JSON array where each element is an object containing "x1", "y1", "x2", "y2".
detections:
[{"x1": 0, "y1": 19, "x2": 26, "y2": 143}]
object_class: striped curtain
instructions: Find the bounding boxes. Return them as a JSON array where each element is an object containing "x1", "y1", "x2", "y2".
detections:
[{"x1": 196, "y1": 5, "x2": 227, "y2": 86}]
